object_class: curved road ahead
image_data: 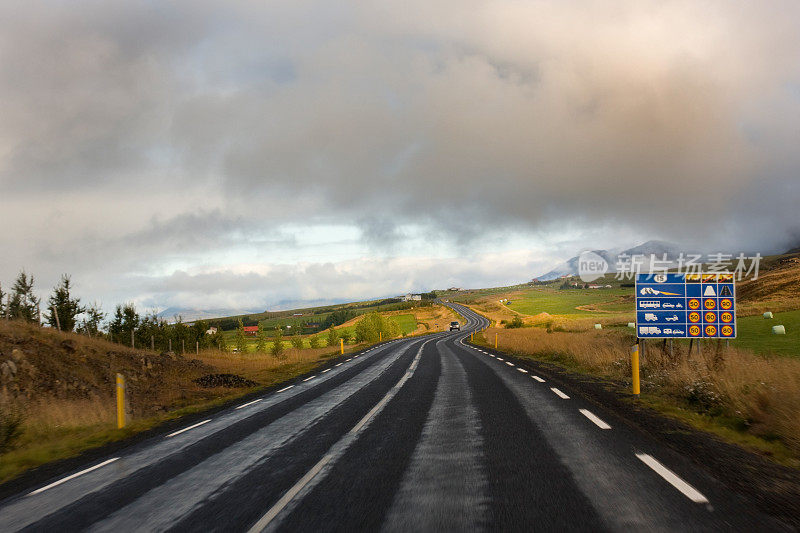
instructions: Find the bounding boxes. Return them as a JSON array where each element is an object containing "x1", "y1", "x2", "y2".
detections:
[{"x1": 0, "y1": 304, "x2": 786, "y2": 531}]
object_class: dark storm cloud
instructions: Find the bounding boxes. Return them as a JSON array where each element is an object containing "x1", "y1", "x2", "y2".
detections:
[{"x1": 1, "y1": 1, "x2": 799, "y2": 308}]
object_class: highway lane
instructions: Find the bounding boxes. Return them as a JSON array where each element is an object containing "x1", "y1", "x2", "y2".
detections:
[{"x1": 0, "y1": 304, "x2": 788, "y2": 531}]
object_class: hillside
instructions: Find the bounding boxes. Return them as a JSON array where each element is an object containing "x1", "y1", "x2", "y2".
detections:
[
  {"x1": 737, "y1": 252, "x2": 800, "y2": 313},
  {"x1": 0, "y1": 321, "x2": 261, "y2": 484}
]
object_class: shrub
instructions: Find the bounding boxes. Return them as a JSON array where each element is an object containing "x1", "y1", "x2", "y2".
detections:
[
  {"x1": 291, "y1": 335, "x2": 304, "y2": 350},
  {"x1": 506, "y1": 316, "x2": 524, "y2": 329},
  {"x1": 0, "y1": 407, "x2": 24, "y2": 454}
]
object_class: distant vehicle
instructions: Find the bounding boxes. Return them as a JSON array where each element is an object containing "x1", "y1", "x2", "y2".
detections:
[{"x1": 449, "y1": 321, "x2": 460, "y2": 331}]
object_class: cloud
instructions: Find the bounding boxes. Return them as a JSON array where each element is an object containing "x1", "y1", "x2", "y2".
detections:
[{"x1": 1, "y1": 1, "x2": 799, "y2": 308}]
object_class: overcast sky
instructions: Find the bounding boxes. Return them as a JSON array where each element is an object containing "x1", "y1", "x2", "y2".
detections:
[{"x1": 1, "y1": 1, "x2": 799, "y2": 313}]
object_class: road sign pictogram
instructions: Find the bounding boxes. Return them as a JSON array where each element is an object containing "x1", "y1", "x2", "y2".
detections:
[{"x1": 636, "y1": 273, "x2": 736, "y2": 338}]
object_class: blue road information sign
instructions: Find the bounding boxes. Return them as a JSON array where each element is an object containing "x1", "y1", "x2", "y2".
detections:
[{"x1": 635, "y1": 273, "x2": 736, "y2": 339}]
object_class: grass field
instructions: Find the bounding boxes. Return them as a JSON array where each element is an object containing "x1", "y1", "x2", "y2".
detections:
[
  {"x1": 505, "y1": 287, "x2": 632, "y2": 316},
  {"x1": 731, "y1": 310, "x2": 800, "y2": 357},
  {"x1": 221, "y1": 312, "x2": 421, "y2": 352}
]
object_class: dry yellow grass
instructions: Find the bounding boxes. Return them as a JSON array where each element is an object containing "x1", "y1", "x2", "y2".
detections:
[
  {"x1": 195, "y1": 346, "x2": 343, "y2": 384},
  {"x1": 481, "y1": 326, "x2": 800, "y2": 458}
]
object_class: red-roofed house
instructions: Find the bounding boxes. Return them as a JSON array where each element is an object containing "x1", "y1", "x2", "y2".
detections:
[{"x1": 243, "y1": 326, "x2": 259, "y2": 337}]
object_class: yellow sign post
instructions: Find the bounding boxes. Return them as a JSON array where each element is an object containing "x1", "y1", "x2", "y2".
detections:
[
  {"x1": 495, "y1": 333, "x2": 498, "y2": 349},
  {"x1": 116, "y1": 373, "x2": 126, "y2": 429},
  {"x1": 631, "y1": 345, "x2": 640, "y2": 396},
  {"x1": 340, "y1": 338, "x2": 344, "y2": 355}
]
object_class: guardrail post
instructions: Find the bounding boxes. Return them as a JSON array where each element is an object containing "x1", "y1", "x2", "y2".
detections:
[
  {"x1": 116, "y1": 373, "x2": 127, "y2": 429},
  {"x1": 631, "y1": 345, "x2": 640, "y2": 396}
]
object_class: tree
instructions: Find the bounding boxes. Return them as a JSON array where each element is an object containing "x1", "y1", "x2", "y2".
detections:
[
  {"x1": 354, "y1": 312, "x2": 400, "y2": 343},
  {"x1": 108, "y1": 303, "x2": 139, "y2": 343},
  {"x1": 79, "y1": 302, "x2": 106, "y2": 337},
  {"x1": 8, "y1": 271, "x2": 39, "y2": 322},
  {"x1": 308, "y1": 336, "x2": 321, "y2": 349},
  {"x1": 255, "y1": 327, "x2": 268, "y2": 353},
  {"x1": 271, "y1": 327, "x2": 285, "y2": 358},
  {"x1": 235, "y1": 319, "x2": 248, "y2": 353},
  {"x1": 0, "y1": 282, "x2": 5, "y2": 318},
  {"x1": 291, "y1": 334, "x2": 304, "y2": 350},
  {"x1": 326, "y1": 326, "x2": 339, "y2": 347},
  {"x1": 45, "y1": 275, "x2": 85, "y2": 332}
]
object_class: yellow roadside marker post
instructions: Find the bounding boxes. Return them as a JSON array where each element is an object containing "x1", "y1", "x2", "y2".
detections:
[
  {"x1": 116, "y1": 373, "x2": 126, "y2": 429},
  {"x1": 380, "y1": 332, "x2": 382, "y2": 342},
  {"x1": 631, "y1": 344, "x2": 640, "y2": 396},
  {"x1": 340, "y1": 338, "x2": 344, "y2": 355},
  {"x1": 495, "y1": 333, "x2": 498, "y2": 349}
]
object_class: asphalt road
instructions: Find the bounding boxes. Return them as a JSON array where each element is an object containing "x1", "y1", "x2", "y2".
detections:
[{"x1": 0, "y1": 304, "x2": 788, "y2": 531}]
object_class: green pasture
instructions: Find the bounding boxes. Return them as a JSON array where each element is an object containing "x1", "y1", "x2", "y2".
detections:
[
  {"x1": 729, "y1": 310, "x2": 800, "y2": 357},
  {"x1": 505, "y1": 287, "x2": 633, "y2": 317}
]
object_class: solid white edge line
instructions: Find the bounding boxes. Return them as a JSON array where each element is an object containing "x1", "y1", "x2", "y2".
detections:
[
  {"x1": 276, "y1": 385, "x2": 294, "y2": 393},
  {"x1": 321, "y1": 368, "x2": 331, "y2": 373},
  {"x1": 579, "y1": 409, "x2": 611, "y2": 429},
  {"x1": 551, "y1": 387, "x2": 570, "y2": 399},
  {"x1": 532, "y1": 376, "x2": 545, "y2": 382},
  {"x1": 302, "y1": 375, "x2": 316, "y2": 382},
  {"x1": 517, "y1": 368, "x2": 528, "y2": 373},
  {"x1": 235, "y1": 398, "x2": 263, "y2": 410},
  {"x1": 28, "y1": 458, "x2": 119, "y2": 496},
  {"x1": 166, "y1": 419, "x2": 211, "y2": 438},
  {"x1": 636, "y1": 453, "x2": 709, "y2": 503}
]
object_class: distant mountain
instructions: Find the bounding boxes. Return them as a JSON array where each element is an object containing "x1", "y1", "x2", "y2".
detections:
[
  {"x1": 537, "y1": 240, "x2": 685, "y2": 280},
  {"x1": 156, "y1": 307, "x2": 261, "y2": 323}
]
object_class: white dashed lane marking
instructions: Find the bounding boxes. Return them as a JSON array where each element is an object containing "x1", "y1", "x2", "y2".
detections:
[
  {"x1": 28, "y1": 458, "x2": 119, "y2": 496},
  {"x1": 235, "y1": 399, "x2": 262, "y2": 410},
  {"x1": 166, "y1": 419, "x2": 211, "y2": 438},
  {"x1": 277, "y1": 385, "x2": 294, "y2": 393},
  {"x1": 302, "y1": 376, "x2": 316, "y2": 382},
  {"x1": 532, "y1": 376, "x2": 545, "y2": 383},
  {"x1": 636, "y1": 453, "x2": 709, "y2": 503},
  {"x1": 579, "y1": 409, "x2": 611, "y2": 429},
  {"x1": 321, "y1": 368, "x2": 331, "y2": 373},
  {"x1": 550, "y1": 388, "x2": 570, "y2": 399},
  {"x1": 517, "y1": 368, "x2": 528, "y2": 374}
]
